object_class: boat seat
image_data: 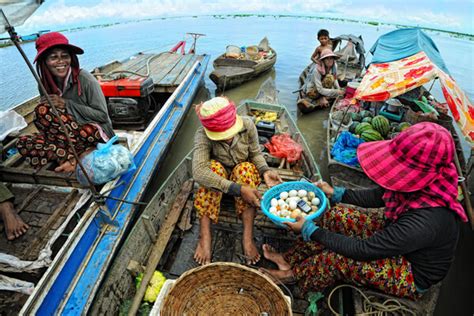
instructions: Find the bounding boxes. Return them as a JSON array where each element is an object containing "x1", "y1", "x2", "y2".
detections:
[{"x1": 352, "y1": 283, "x2": 442, "y2": 315}]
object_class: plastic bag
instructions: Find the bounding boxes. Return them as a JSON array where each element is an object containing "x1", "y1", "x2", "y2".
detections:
[
  {"x1": 330, "y1": 131, "x2": 365, "y2": 167},
  {"x1": 76, "y1": 136, "x2": 135, "y2": 185},
  {"x1": 264, "y1": 133, "x2": 303, "y2": 163},
  {"x1": 0, "y1": 110, "x2": 27, "y2": 141}
]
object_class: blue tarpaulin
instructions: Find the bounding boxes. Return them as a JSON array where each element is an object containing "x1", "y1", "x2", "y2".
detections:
[{"x1": 369, "y1": 28, "x2": 450, "y2": 74}]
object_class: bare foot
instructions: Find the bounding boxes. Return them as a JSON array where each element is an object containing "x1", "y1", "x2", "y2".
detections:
[
  {"x1": 262, "y1": 244, "x2": 291, "y2": 270},
  {"x1": 260, "y1": 268, "x2": 296, "y2": 284},
  {"x1": 194, "y1": 224, "x2": 212, "y2": 265},
  {"x1": 0, "y1": 201, "x2": 29, "y2": 240},
  {"x1": 243, "y1": 237, "x2": 261, "y2": 265},
  {"x1": 319, "y1": 96, "x2": 329, "y2": 108}
]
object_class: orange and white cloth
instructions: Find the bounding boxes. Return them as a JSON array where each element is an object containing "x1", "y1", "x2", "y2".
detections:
[{"x1": 355, "y1": 51, "x2": 473, "y2": 146}]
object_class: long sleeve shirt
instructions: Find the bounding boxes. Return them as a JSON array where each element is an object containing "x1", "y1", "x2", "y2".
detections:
[
  {"x1": 192, "y1": 116, "x2": 270, "y2": 194},
  {"x1": 304, "y1": 64, "x2": 341, "y2": 98},
  {"x1": 63, "y1": 70, "x2": 114, "y2": 139},
  {"x1": 311, "y1": 187, "x2": 460, "y2": 290}
]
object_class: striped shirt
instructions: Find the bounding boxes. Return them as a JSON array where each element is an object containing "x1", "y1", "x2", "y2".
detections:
[{"x1": 192, "y1": 116, "x2": 270, "y2": 193}]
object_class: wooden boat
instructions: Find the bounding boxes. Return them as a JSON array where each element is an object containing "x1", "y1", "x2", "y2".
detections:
[
  {"x1": 209, "y1": 42, "x2": 277, "y2": 91},
  {"x1": 0, "y1": 44, "x2": 209, "y2": 315},
  {"x1": 89, "y1": 100, "x2": 326, "y2": 315},
  {"x1": 297, "y1": 34, "x2": 365, "y2": 114}
]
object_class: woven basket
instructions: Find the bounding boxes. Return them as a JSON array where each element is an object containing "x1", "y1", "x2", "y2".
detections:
[
  {"x1": 160, "y1": 262, "x2": 292, "y2": 315},
  {"x1": 261, "y1": 181, "x2": 328, "y2": 228}
]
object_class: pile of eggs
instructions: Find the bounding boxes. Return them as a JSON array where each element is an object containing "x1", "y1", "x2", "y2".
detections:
[{"x1": 268, "y1": 189, "x2": 320, "y2": 220}]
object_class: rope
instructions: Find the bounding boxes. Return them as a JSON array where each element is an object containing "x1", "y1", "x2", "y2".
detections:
[{"x1": 327, "y1": 284, "x2": 417, "y2": 316}]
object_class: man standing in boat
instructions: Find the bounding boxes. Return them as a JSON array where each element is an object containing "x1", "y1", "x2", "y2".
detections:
[
  {"x1": 192, "y1": 97, "x2": 282, "y2": 265},
  {"x1": 0, "y1": 183, "x2": 29, "y2": 240}
]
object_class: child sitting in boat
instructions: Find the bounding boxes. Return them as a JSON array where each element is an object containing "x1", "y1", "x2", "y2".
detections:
[
  {"x1": 311, "y1": 29, "x2": 333, "y2": 65},
  {"x1": 261, "y1": 122, "x2": 466, "y2": 299},
  {"x1": 0, "y1": 183, "x2": 29, "y2": 240},
  {"x1": 192, "y1": 97, "x2": 282, "y2": 265},
  {"x1": 16, "y1": 32, "x2": 114, "y2": 173}
]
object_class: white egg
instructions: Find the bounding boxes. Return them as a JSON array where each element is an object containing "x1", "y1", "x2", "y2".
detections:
[
  {"x1": 290, "y1": 209, "x2": 302, "y2": 219},
  {"x1": 308, "y1": 192, "x2": 316, "y2": 200},
  {"x1": 278, "y1": 199, "x2": 286, "y2": 207},
  {"x1": 311, "y1": 197, "x2": 320, "y2": 206},
  {"x1": 289, "y1": 200, "x2": 298, "y2": 210},
  {"x1": 302, "y1": 197, "x2": 308, "y2": 202},
  {"x1": 289, "y1": 190, "x2": 298, "y2": 197},
  {"x1": 270, "y1": 198, "x2": 278, "y2": 207},
  {"x1": 269, "y1": 206, "x2": 277, "y2": 214},
  {"x1": 280, "y1": 191, "x2": 289, "y2": 200},
  {"x1": 298, "y1": 190, "x2": 307, "y2": 198}
]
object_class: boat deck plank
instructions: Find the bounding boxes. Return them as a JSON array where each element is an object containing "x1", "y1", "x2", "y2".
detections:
[{"x1": 159, "y1": 54, "x2": 195, "y2": 86}]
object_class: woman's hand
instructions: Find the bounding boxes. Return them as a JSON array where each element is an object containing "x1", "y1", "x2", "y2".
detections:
[
  {"x1": 241, "y1": 185, "x2": 262, "y2": 207},
  {"x1": 263, "y1": 170, "x2": 283, "y2": 188},
  {"x1": 284, "y1": 216, "x2": 306, "y2": 234},
  {"x1": 41, "y1": 94, "x2": 66, "y2": 109},
  {"x1": 315, "y1": 180, "x2": 334, "y2": 198}
]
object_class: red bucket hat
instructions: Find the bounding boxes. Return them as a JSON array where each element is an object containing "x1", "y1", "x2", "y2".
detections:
[
  {"x1": 34, "y1": 32, "x2": 84, "y2": 63},
  {"x1": 357, "y1": 122, "x2": 455, "y2": 192}
]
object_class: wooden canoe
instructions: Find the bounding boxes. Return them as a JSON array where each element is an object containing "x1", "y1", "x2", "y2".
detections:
[
  {"x1": 0, "y1": 48, "x2": 209, "y2": 315},
  {"x1": 209, "y1": 47, "x2": 277, "y2": 91},
  {"x1": 89, "y1": 100, "x2": 327, "y2": 315}
]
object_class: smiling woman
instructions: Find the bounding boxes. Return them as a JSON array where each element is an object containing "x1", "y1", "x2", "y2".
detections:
[{"x1": 16, "y1": 32, "x2": 114, "y2": 172}]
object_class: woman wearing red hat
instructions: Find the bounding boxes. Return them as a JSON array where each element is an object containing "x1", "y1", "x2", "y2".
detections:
[
  {"x1": 262, "y1": 122, "x2": 467, "y2": 299},
  {"x1": 193, "y1": 97, "x2": 282, "y2": 265},
  {"x1": 16, "y1": 32, "x2": 114, "y2": 172},
  {"x1": 299, "y1": 48, "x2": 345, "y2": 109}
]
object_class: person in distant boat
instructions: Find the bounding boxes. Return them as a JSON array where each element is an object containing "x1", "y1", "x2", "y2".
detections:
[
  {"x1": 16, "y1": 32, "x2": 114, "y2": 173},
  {"x1": 0, "y1": 183, "x2": 29, "y2": 240},
  {"x1": 192, "y1": 97, "x2": 282, "y2": 265},
  {"x1": 300, "y1": 49, "x2": 344, "y2": 109},
  {"x1": 262, "y1": 122, "x2": 465, "y2": 299},
  {"x1": 311, "y1": 29, "x2": 333, "y2": 64}
]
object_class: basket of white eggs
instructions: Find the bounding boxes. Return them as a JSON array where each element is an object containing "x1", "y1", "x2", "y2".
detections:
[{"x1": 261, "y1": 181, "x2": 328, "y2": 228}]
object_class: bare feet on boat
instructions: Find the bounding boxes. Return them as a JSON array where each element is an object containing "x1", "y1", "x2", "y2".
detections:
[
  {"x1": 0, "y1": 201, "x2": 29, "y2": 240},
  {"x1": 319, "y1": 96, "x2": 329, "y2": 108},
  {"x1": 260, "y1": 267, "x2": 296, "y2": 284},
  {"x1": 243, "y1": 237, "x2": 261, "y2": 265},
  {"x1": 262, "y1": 244, "x2": 291, "y2": 270},
  {"x1": 194, "y1": 216, "x2": 212, "y2": 265},
  {"x1": 55, "y1": 159, "x2": 76, "y2": 173}
]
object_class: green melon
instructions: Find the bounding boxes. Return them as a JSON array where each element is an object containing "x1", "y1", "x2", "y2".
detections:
[
  {"x1": 399, "y1": 122, "x2": 412, "y2": 131},
  {"x1": 362, "y1": 117, "x2": 373, "y2": 124},
  {"x1": 355, "y1": 122, "x2": 374, "y2": 135},
  {"x1": 351, "y1": 112, "x2": 362, "y2": 122},
  {"x1": 371, "y1": 115, "x2": 390, "y2": 137},
  {"x1": 349, "y1": 122, "x2": 360, "y2": 134},
  {"x1": 360, "y1": 110, "x2": 374, "y2": 119},
  {"x1": 361, "y1": 129, "x2": 384, "y2": 142}
]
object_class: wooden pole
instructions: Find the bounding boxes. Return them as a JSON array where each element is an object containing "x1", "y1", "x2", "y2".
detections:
[{"x1": 128, "y1": 180, "x2": 194, "y2": 316}]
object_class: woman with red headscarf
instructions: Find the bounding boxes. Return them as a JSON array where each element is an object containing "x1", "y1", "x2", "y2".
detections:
[
  {"x1": 16, "y1": 32, "x2": 114, "y2": 172},
  {"x1": 261, "y1": 122, "x2": 466, "y2": 299},
  {"x1": 192, "y1": 96, "x2": 282, "y2": 265}
]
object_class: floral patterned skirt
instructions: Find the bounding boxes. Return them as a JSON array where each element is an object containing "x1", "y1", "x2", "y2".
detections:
[
  {"x1": 194, "y1": 160, "x2": 261, "y2": 223},
  {"x1": 284, "y1": 205, "x2": 419, "y2": 299},
  {"x1": 16, "y1": 103, "x2": 102, "y2": 167}
]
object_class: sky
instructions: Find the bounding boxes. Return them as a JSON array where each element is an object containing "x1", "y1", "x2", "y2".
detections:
[{"x1": 4, "y1": 0, "x2": 474, "y2": 35}]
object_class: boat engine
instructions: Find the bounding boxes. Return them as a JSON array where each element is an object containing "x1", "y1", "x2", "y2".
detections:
[{"x1": 98, "y1": 76, "x2": 155, "y2": 129}]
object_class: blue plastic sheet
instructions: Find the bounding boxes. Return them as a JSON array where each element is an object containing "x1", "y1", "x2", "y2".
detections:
[
  {"x1": 369, "y1": 28, "x2": 450, "y2": 74},
  {"x1": 76, "y1": 136, "x2": 135, "y2": 185},
  {"x1": 331, "y1": 132, "x2": 365, "y2": 167}
]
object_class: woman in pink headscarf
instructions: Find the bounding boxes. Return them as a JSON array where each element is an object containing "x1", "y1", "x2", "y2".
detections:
[
  {"x1": 192, "y1": 96, "x2": 282, "y2": 265},
  {"x1": 262, "y1": 122, "x2": 466, "y2": 299}
]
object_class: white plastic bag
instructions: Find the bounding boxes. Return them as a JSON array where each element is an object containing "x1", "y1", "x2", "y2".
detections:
[{"x1": 0, "y1": 110, "x2": 27, "y2": 141}]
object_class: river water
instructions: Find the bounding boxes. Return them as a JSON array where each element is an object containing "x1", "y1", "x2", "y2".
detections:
[{"x1": 1, "y1": 16, "x2": 473, "y2": 180}]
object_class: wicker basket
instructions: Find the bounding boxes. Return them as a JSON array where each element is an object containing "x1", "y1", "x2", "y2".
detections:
[{"x1": 160, "y1": 262, "x2": 293, "y2": 315}]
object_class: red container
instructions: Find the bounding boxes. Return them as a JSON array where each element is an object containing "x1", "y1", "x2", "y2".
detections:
[
  {"x1": 99, "y1": 77, "x2": 154, "y2": 98},
  {"x1": 345, "y1": 81, "x2": 360, "y2": 99}
]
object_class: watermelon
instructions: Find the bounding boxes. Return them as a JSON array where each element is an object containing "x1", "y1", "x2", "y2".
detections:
[
  {"x1": 362, "y1": 117, "x2": 372, "y2": 124},
  {"x1": 355, "y1": 122, "x2": 373, "y2": 135},
  {"x1": 371, "y1": 115, "x2": 390, "y2": 137},
  {"x1": 399, "y1": 122, "x2": 412, "y2": 131},
  {"x1": 349, "y1": 122, "x2": 360, "y2": 134},
  {"x1": 361, "y1": 129, "x2": 384, "y2": 142},
  {"x1": 360, "y1": 110, "x2": 374, "y2": 119},
  {"x1": 351, "y1": 112, "x2": 362, "y2": 122}
]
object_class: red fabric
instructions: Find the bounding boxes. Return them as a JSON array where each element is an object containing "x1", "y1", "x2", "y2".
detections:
[
  {"x1": 34, "y1": 32, "x2": 83, "y2": 62},
  {"x1": 264, "y1": 133, "x2": 303, "y2": 163},
  {"x1": 357, "y1": 122, "x2": 466, "y2": 222},
  {"x1": 196, "y1": 102, "x2": 237, "y2": 132}
]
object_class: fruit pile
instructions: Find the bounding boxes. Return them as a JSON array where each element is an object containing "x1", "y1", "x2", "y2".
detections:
[
  {"x1": 268, "y1": 189, "x2": 321, "y2": 220},
  {"x1": 348, "y1": 110, "x2": 411, "y2": 142}
]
